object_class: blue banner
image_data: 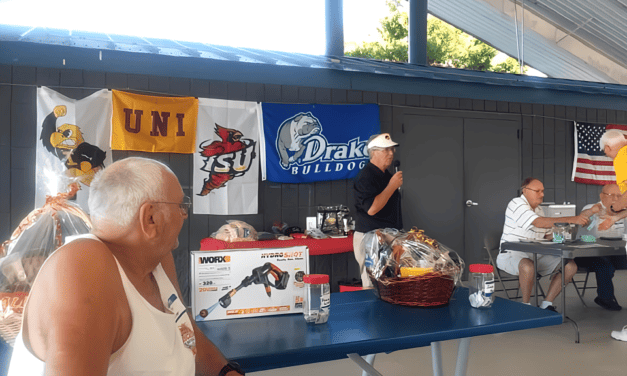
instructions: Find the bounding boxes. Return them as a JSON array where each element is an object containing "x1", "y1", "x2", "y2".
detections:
[{"x1": 262, "y1": 103, "x2": 380, "y2": 183}]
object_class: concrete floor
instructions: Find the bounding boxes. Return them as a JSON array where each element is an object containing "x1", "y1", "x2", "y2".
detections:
[{"x1": 251, "y1": 270, "x2": 627, "y2": 376}]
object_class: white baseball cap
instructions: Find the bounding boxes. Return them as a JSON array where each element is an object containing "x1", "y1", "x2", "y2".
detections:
[{"x1": 368, "y1": 133, "x2": 399, "y2": 149}]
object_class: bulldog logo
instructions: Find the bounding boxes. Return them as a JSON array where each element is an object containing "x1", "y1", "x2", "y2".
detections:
[{"x1": 276, "y1": 112, "x2": 321, "y2": 169}]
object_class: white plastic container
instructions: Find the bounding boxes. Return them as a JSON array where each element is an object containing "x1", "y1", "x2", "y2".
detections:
[
  {"x1": 468, "y1": 264, "x2": 495, "y2": 309},
  {"x1": 303, "y1": 274, "x2": 330, "y2": 324}
]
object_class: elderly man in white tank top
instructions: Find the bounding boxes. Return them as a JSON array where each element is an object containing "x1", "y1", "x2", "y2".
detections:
[{"x1": 8, "y1": 157, "x2": 244, "y2": 376}]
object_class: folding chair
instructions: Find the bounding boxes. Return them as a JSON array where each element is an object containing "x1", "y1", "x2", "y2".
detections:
[
  {"x1": 483, "y1": 230, "x2": 547, "y2": 300},
  {"x1": 570, "y1": 267, "x2": 593, "y2": 307}
]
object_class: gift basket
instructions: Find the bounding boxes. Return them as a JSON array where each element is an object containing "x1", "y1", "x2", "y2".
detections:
[
  {"x1": 0, "y1": 184, "x2": 91, "y2": 345},
  {"x1": 363, "y1": 227, "x2": 464, "y2": 307}
]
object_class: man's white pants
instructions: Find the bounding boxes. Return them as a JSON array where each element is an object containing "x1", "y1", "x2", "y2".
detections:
[{"x1": 353, "y1": 231, "x2": 373, "y2": 288}]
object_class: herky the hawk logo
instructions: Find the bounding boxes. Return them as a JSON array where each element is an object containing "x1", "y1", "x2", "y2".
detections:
[
  {"x1": 198, "y1": 124, "x2": 256, "y2": 196},
  {"x1": 40, "y1": 105, "x2": 106, "y2": 186}
]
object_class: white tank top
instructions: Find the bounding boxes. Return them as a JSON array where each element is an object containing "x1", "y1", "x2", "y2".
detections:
[{"x1": 7, "y1": 234, "x2": 196, "y2": 375}]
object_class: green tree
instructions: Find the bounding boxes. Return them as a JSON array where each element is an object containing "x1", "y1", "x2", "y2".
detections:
[{"x1": 346, "y1": 1, "x2": 525, "y2": 75}]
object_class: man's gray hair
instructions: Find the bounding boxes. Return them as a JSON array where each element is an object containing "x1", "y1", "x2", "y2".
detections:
[
  {"x1": 600, "y1": 130, "x2": 626, "y2": 150},
  {"x1": 367, "y1": 134, "x2": 381, "y2": 160},
  {"x1": 88, "y1": 157, "x2": 172, "y2": 229}
]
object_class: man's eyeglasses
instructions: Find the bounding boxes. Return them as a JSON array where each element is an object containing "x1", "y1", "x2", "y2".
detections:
[
  {"x1": 523, "y1": 187, "x2": 543, "y2": 194},
  {"x1": 602, "y1": 192, "x2": 622, "y2": 200},
  {"x1": 153, "y1": 195, "x2": 192, "y2": 214}
]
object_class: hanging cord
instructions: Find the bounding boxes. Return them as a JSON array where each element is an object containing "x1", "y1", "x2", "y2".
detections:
[
  {"x1": 521, "y1": 0, "x2": 525, "y2": 75},
  {"x1": 514, "y1": 1, "x2": 522, "y2": 72}
]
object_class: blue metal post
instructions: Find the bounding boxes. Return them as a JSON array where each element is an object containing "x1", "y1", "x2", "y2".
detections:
[
  {"x1": 325, "y1": 0, "x2": 344, "y2": 57},
  {"x1": 408, "y1": 0, "x2": 428, "y2": 65}
]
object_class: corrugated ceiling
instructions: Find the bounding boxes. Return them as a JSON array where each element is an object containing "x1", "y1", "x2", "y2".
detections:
[
  {"x1": 431, "y1": 0, "x2": 627, "y2": 84},
  {"x1": 2, "y1": 0, "x2": 627, "y2": 95}
]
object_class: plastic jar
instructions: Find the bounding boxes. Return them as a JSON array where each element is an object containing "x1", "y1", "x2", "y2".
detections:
[
  {"x1": 303, "y1": 274, "x2": 330, "y2": 324},
  {"x1": 468, "y1": 264, "x2": 495, "y2": 309}
]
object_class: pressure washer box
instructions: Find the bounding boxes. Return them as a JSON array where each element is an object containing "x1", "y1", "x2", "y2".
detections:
[{"x1": 190, "y1": 246, "x2": 309, "y2": 322}]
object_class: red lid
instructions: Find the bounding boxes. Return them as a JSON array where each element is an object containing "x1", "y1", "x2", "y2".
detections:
[
  {"x1": 303, "y1": 274, "x2": 329, "y2": 284},
  {"x1": 469, "y1": 264, "x2": 494, "y2": 273}
]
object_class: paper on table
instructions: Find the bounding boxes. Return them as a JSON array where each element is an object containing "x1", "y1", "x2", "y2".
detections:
[{"x1": 567, "y1": 243, "x2": 611, "y2": 248}]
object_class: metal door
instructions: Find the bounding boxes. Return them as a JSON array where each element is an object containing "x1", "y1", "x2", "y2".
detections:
[
  {"x1": 398, "y1": 110, "x2": 520, "y2": 266},
  {"x1": 463, "y1": 118, "x2": 520, "y2": 265},
  {"x1": 400, "y1": 114, "x2": 465, "y2": 256}
]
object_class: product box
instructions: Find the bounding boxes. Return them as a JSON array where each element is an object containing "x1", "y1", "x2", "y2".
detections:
[{"x1": 190, "y1": 246, "x2": 309, "y2": 321}]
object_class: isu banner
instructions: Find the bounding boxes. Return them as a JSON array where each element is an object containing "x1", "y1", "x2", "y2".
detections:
[
  {"x1": 261, "y1": 103, "x2": 380, "y2": 183},
  {"x1": 36, "y1": 87, "x2": 113, "y2": 211},
  {"x1": 193, "y1": 98, "x2": 261, "y2": 215},
  {"x1": 111, "y1": 90, "x2": 198, "y2": 153}
]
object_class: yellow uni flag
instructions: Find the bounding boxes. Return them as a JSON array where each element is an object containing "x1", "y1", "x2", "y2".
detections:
[{"x1": 111, "y1": 90, "x2": 198, "y2": 153}]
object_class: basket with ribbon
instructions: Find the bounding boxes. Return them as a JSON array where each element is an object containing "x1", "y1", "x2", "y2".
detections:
[
  {"x1": 0, "y1": 184, "x2": 91, "y2": 345},
  {"x1": 362, "y1": 227, "x2": 464, "y2": 307}
]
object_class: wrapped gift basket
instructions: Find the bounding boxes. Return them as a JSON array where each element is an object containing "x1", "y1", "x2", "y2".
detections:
[
  {"x1": 0, "y1": 185, "x2": 91, "y2": 345},
  {"x1": 362, "y1": 227, "x2": 464, "y2": 307}
]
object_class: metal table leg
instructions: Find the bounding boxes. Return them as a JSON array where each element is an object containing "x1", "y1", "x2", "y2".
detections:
[
  {"x1": 454, "y1": 338, "x2": 471, "y2": 376},
  {"x1": 346, "y1": 353, "x2": 382, "y2": 376},
  {"x1": 560, "y1": 255, "x2": 580, "y2": 343},
  {"x1": 431, "y1": 341, "x2": 443, "y2": 376},
  {"x1": 534, "y1": 253, "x2": 539, "y2": 306}
]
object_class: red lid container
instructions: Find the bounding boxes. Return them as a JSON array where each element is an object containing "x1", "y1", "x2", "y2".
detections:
[
  {"x1": 468, "y1": 264, "x2": 494, "y2": 274},
  {"x1": 303, "y1": 274, "x2": 329, "y2": 284}
]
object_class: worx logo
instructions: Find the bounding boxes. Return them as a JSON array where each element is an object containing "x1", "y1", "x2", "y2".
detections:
[{"x1": 198, "y1": 255, "x2": 231, "y2": 264}]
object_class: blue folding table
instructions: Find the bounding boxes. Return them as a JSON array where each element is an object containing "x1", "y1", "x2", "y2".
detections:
[{"x1": 197, "y1": 287, "x2": 562, "y2": 376}]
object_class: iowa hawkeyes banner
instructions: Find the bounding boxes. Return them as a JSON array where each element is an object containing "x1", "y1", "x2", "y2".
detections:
[
  {"x1": 261, "y1": 103, "x2": 380, "y2": 183},
  {"x1": 36, "y1": 87, "x2": 113, "y2": 211},
  {"x1": 111, "y1": 90, "x2": 198, "y2": 153},
  {"x1": 193, "y1": 98, "x2": 261, "y2": 215}
]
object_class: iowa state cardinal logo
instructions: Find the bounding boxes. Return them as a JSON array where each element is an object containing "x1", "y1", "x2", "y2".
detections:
[{"x1": 198, "y1": 124, "x2": 256, "y2": 196}]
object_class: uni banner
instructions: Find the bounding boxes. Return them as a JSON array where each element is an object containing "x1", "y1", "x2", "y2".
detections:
[
  {"x1": 111, "y1": 90, "x2": 198, "y2": 153},
  {"x1": 193, "y1": 98, "x2": 262, "y2": 215},
  {"x1": 36, "y1": 87, "x2": 113, "y2": 211},
  {"x1": 261, "y1": 103, "x2": 380, "y2": 183}
]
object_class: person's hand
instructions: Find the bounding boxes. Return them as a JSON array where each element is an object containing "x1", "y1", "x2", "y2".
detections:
[
  {"x1": 389, "y1": 171, "x2": 403, "y2": 190},
  {"x1": 571, "y1": 215, "x2": 589, "y2": 226},
  {"x1": 598, "y1": 217, "x2": 617, "y2": 231}
]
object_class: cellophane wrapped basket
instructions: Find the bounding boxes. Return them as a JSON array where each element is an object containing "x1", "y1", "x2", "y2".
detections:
[
  {"x1": 363, "y1": 227, "x2": 465, "y2": 307},
  {"x1": 0, "y1": 185, "x2": 91, "y2": 345}
]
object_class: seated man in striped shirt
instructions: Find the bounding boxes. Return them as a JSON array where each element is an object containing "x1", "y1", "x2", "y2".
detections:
[{"x1": 497, "y1": 177, "x2": 589, "y2": 311}]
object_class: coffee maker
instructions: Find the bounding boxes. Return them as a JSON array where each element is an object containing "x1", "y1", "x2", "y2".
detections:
[{"x1": 317, "y1": 205, "x2": 350, "y2": 235}]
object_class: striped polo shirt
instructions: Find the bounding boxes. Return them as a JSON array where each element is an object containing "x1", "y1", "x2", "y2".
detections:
[{"x1": 500, "y1": 194, "x2": 549, "y2": 251}]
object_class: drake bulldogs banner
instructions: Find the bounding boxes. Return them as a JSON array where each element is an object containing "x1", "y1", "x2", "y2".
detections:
[
  {"x1": 36, "y1": 87, "x2": 113, "y2": 211},
  {"x1": 261, "y1": 103, "x2": 380, "y2": 183},
  {"x1": 193, "y1": 99, "x2": 262, "y2": 215}
]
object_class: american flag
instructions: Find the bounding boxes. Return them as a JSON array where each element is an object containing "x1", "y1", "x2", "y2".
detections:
[{"x1": 572, "y1": 122, "x2": 627, "y2": 185}]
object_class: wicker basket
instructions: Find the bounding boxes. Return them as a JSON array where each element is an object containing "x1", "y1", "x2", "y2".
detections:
[{"x1": 369, "y1": 271, "x2": 455, "y2": 307}]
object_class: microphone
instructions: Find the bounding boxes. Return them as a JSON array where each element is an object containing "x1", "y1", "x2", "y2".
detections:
[{"x1": 393, "y1": 160, "x2": 401, "y2": 196}]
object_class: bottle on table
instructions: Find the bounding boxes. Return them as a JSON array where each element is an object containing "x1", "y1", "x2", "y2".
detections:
[
  {"x1": 468, "y1": 264, "x2": 495, "y2": 309},
  {"x1": 303, "y1": 274, "x2": 330, "y2": 324}
]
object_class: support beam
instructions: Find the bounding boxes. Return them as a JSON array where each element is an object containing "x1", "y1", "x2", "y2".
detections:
[
  {"x1": 325, "y1": 0, "x2": 344, "y2": 57},
  {"x1": 408, "y1": 0, "x2": 428, "y2": 65}
]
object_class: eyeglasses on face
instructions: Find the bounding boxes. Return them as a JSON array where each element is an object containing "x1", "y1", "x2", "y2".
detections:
[
  {"x1": 152, "y1": 195, "x2": 192, "y2": 214},
  {"x1": 373, "y1": 147, "x2": 396, "y2": 153},
  {"x1": 523, "y1": 187, "x2": 544, "y2": 194},
  {"x1": 602, "y1": 192, "x2": 622, "y2": 200}
]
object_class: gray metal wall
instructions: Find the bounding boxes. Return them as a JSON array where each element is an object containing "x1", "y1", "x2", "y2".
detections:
[{"x1": 1, "y1": 63, "x2": 622, "y2": 302}]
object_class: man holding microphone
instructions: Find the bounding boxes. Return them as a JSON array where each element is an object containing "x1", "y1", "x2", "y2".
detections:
[{"x1": 353, "y1": 133, "x2": 403, "y2": 288}]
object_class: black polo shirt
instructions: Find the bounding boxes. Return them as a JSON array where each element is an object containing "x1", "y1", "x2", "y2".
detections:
[{"x1": 353, "y1": 162, "x2": 403, "y2": 233}]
